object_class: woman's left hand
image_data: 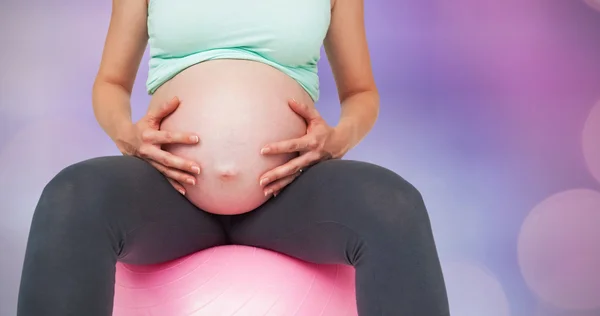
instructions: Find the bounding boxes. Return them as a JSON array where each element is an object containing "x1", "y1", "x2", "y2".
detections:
[{"x1": 259, "y1": 99, "x2": 350, "y2": 197}]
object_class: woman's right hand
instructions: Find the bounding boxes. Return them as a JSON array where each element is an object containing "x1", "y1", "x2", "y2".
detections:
[{"x1": 117, "y1": 97, "x2": 201, "y2": 195}]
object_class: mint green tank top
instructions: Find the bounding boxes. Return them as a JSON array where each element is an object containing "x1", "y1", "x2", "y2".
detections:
[{"x1": 146, "y1": 0, "x2": 331, "y2": 101}]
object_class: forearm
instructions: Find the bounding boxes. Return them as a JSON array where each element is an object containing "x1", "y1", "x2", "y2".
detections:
[
  {"x1": 92, "y1": 80, "x2": 135, "y2": 143},
  {"x1": 335, "y1": 89, "x2": 380, "y2": 152}
]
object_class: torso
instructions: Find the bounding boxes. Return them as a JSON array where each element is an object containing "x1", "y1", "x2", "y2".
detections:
[
  {"x1": 146, "y1": 0, "x2": 333, "y2": 214},
  {"x1": 153, "y1": 60, "x2": 311, "y2": 214}
]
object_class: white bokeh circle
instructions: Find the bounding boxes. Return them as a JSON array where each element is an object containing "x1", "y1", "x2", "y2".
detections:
[
  {"x1": 443, "y1": 261, "x2": 511, "y2": 316},
  {"x1": 584, "y1": 0, "x2": 600, "y2": 12},
  {"x1": 518, "y1": 189, "x2": 600, "y2": 310},
  {"x1": 582, "y1": 101, "x2": 600, "y2": 184}
]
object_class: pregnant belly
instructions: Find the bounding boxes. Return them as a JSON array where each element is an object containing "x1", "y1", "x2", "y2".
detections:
[{"x1": 152, "y1": 60, "x2": 310, "y2": 215}]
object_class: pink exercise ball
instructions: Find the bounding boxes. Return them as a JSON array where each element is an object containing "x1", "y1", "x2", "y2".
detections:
[{"x1": 113, "y1": 245, "x2": 358, "y2": 316}]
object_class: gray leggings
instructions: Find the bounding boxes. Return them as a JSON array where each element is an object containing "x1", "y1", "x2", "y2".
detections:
[{"x1": 17, "y1": 156, "x2": 449, "y2": 316}]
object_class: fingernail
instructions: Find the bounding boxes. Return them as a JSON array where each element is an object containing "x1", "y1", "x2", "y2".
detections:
[
  {"x1": 178, "y1": 189, "x2": 186, "y2": 195},
  {"x1": 187, "y1": 178, "x2": 196, "y2": 185},
  {"x1": 261, "y1": 147, "x2": 270, "y2": 154},
  {"x1": 264, "y1": 189, "x2": 273, "y2": 196},
  {"x1": 190, "y1": 135, "x2": 199, "y2": 143},
  {"x1": 291, "y1": 98, "x2": 297, "y2": 103},
  {"x1": 273, "y1": 192, "x2": 279, "y2": 197},
  {"x1": 192, "y1": 166, "x2": 201, "y2": 175},
  {"x1": 260, "y1": 178, "x2": 269, "y2": 186}
]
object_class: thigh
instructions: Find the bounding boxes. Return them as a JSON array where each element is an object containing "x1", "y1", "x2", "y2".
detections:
[
  {"x1": 218, "y1": 160, "x2": 449, "y2": 316},
  {"x1": 38, "y1": 155, "x2": 228, "y2": 265},
  {"x1": 228, "y1": 159, "x2": 424, "y2": 263}
]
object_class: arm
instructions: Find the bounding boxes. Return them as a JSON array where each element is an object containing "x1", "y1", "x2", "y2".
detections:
[
  {"x1": 92, "y1": 0, "x2": 148, "y2": 150},
  {"x1": 324, "y1": 0, "x2": 380, "y2": 153},
  {"x1": 257, "y1": 0, "x2": 379, "y2": 194}
]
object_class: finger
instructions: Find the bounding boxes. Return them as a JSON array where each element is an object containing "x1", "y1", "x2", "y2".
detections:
[
  {"x1": 149, "y1": 96, "x2": 180, "y2": 121},
  {"x1": 149, "y1": 160, "x2": 192, "y2": 194},
  {"x1": 259, "y1": 151, "x2": 320, "y2": 187},
  {"x1": 261, "y1": 135, "x2": 318, "y2": 155},
  {"x1": 148, "y1": 160, "x2": 197, "y2": 186},
  {"x1": 289, "y1": 99, "x2": 320, "y2": 121},
  {"x1": 264, "y1": 173, "x2": 300, "y2": 197},
  {"x1": 139, "y1": 145, "x2": 201, "y2": 175},
  {"x1": 168, "y1": 178, "x2": 186, "y2": 195},
  {"x1": 142, "y1": 130, "x2": 200, "y2": 145}
]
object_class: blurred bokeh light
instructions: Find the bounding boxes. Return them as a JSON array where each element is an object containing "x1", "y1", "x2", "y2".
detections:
[
  {"x1": 518, "y1": 189, "x2": 600, "y2": 311},
  {"x1": 443, "y1": 261, "x2": 511, "y2": 316},
  {"x1": 584, "y1": 0, "x2": 600, "y2": 12},
  {"x1": 582, "y1": 101, "x2": 600, "y2": 184}
]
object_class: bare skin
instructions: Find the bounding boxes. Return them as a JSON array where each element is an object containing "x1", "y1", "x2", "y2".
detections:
[
  {"x1": 152, "y1": 60, "x2": 310, "y2": 214},
  {"x1": 92, "y1": 0, "x2": 379, "y2": 212}
]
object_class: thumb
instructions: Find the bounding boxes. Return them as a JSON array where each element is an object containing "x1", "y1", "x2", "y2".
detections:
[
  {"x1": 148, "y1": 96, "x2": 180, "y2": 122},
  {"x1": 289, "y1": 98, "x2": 320, "y2": 121}
]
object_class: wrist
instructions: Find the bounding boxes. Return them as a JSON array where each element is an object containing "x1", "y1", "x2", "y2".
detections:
[
  {"x1": 332, "y1": 121, "x2": 356, "y2": 158},
  {"x1": 335, "y1": 118, "x2": 358, "y2": 140},
  {"x1": 112, "y1": 121, "x2": 137, "y2": 155}
]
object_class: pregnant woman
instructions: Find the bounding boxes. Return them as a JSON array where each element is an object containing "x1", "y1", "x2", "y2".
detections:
[{"x1": 17, "y1": 0, "x2": 450, "y2": 315}]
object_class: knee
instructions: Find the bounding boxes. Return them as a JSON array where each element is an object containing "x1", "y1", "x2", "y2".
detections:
[
  {"x1": 42, "y1": 157, "x2": 115, "y2": 201},
  {"x1": 313, "y1": 160, "x2": 430, "y2": 233},
  {"x1": 363, "y1": 165, "x2": 429, "y2": 231},
  {"x1": 34, "y1": 156, "x2": 140, "y2": 227}
]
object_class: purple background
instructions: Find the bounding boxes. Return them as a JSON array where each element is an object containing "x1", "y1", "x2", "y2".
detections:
[{"x1": 1, "y1": 0, "x2": 600, "y2": 315}]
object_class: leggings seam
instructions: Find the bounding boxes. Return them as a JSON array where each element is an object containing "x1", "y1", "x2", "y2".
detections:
[
  {"x1": 119, "y1": 221, "x2": 160, "y2": 258},
  {"x1": 267, "y1": 220, "x2": 384, "y2": 316}
]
